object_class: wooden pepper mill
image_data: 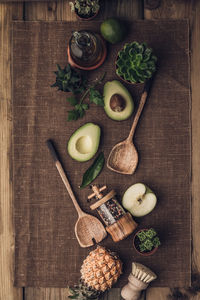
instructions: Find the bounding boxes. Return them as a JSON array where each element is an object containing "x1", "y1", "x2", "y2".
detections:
[
  {"x1": 88, "y1": 185, "x2": 137, "y2": 242},
  {"x1": 121, "y1": 262, "x2": 157, "y2": 300}
]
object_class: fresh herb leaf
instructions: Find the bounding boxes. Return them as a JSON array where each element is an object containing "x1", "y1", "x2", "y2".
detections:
[
  {"x1": 67, "y1": 109, "x2": 80, "y2": 121},
  {"x1": 51, "y1": 64, "x2": 82, "y2": 93},
  {"x1": 80, "y1": 152, "x2": 105, "y2": 189},
  {"x1": 67, "y1": 96, "x2": 78, "y2": 106},
  {"x1": 82, "y1": 103, "x2": 89, "y2": 110},
  {"x1": 89, "y1": 88, "x2": 104, "y2": 106},
  {"x1": 79, "y1": 109, "x2": 85, "y2": 118},
  {"x1": 52, "y1": 65, "x2": 106, "y2": 121}
]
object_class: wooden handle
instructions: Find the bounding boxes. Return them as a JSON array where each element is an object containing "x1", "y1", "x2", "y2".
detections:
[
  {"x1": 46, "y1": 140, "x2": 84, "y2": 217},
  {"x1": 127, "y1": 79, "x2": 153, "y2": 142}
]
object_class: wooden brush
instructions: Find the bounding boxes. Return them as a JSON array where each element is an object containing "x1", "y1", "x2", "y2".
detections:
[{"x1": 121, "y1": 262, "x2": 157, "y2": 300}]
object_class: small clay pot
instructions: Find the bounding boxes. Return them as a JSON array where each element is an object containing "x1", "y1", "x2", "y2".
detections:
[
  {"x1": 133, "y1": 229, "x2": 158, "y2": 256},
  {"x1": 74, "y1": 7, "x2": 99, "y2": 21}
]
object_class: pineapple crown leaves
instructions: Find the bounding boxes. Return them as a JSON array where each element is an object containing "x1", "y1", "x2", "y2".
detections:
[
  {"x1": 116, "y1": 41, "x2": 157, "y2": 83},
  {"x1": 68, "y1": 283, "x2": 101, "y2": 300},
  {"x1": 51, "y1": 64, "x2": 85, "y2": 94},
  {"x1": 69, "y1": 0, "x2": 100, "y2": 17},
  {"x1": 137, "y1": 228, "x2": 161, "y2": 252}
]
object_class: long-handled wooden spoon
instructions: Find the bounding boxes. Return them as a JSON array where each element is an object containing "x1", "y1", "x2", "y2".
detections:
[
  {"x1": 46, "y1": 140, "x2": 107, "y2": 248},
  {"x1": 107, "y1": 79, "x2": 153, "y2": 175}
]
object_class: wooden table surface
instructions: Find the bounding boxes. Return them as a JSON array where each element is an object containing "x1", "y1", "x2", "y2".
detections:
[{"x1": 0, "y1": 0, "x2": 200, "y2": 299}]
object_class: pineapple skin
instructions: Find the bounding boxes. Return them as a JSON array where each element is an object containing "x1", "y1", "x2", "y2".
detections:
[{"x1": 81, "y1": 246, "x2": 123, "y2": 292}]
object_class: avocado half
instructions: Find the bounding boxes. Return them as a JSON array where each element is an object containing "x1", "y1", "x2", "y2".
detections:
[
  {"x1": 103, "y1": 80, "x2": 134, "y2": 121},
  {"x1": 67, "y1": 123, "x2": 101, "y2": 162}
]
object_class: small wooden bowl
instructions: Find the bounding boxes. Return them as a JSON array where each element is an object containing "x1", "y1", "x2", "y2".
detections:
[
  {"x1": 133, "y1": 229, "x2": 159, "y2": 256},
  {"x1": 67, "y1": 35, "x2": 107, "y2": 71}
]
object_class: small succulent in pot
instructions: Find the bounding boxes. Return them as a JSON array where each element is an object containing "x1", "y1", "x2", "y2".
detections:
[
  {"x1": 69, "y1": 0, "x2": 100, "y2": 20},
  {"x1": 116, "y1": 41, "x2": 157, "y2": 84},
  {"x1": 133, "y1": 228, "x2": 161, "y2": 256}
]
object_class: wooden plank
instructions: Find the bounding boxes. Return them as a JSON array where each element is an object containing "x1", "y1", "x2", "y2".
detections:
[
  {"x1": 0, "y1": 3, "x2": 23, "y2": 300},
  {"x1": 144, "y1": 1, "x2": 200, "y2": 299},
  {"x1": 190, "y1": 4, "x2": 200, "y2": 300},
  {"x1": 24, "y1": 1, "x2": 141, "y2": 299}
]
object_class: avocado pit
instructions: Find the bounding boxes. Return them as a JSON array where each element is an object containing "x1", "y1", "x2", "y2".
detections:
[{"x1": 110, "y1": 93, "x2": 126, "y2": 112}]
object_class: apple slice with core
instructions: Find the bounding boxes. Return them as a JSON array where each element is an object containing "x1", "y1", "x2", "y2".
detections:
[{"x1": 122, "y1": 183, "x2": 157, "y2": 217}]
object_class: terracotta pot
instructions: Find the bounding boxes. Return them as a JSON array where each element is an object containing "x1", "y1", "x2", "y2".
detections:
[
  {"x1": 67, "y1": 35, "x2": 107, "y2": 71},
  {"x1": 75, "y1": 8, "x2": 99, "y2": 21},
  {"x1": 133, "y1": 228, "x2": 158, "y2": 256}
]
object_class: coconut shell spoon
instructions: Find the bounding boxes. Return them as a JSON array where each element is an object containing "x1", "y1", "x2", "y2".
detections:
[
  {"x1": 107, "y1": 79, "x2": 153, "y2": 175},
  {"x1": 46, "y1": 140, "x2": 107, "y2": 248}
]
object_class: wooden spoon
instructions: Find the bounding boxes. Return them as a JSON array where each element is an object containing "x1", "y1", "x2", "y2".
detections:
[
  {"x1": 107, "y1": 79, "x2": 153, "y2": 175},
  {"x1": 46, "y1": 140, "x2": 107, "y2": 248}
]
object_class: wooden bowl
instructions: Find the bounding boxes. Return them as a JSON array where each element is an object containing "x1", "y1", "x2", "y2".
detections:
[{"x1": 133, "y1": 228, "x2": 159, "y2": 256}]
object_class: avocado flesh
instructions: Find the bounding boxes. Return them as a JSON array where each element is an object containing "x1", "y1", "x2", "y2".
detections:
[
  {"x1": 67, "y1": 123, "x2": 101, "y2": 162},
  {"x1": 104, "y1": 80, "x2": 134, "y2": 121}
]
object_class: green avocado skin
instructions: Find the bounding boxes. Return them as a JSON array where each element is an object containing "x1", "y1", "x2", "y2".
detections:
[
  {"x1": 67, "y1": 123, "x2": 101, "y2": 162},
  {"x1": 103, "y1": 80, "x2": 134, "y2": 121},
  {"x1": 100, "y1": 18, "x2": 125, "y2": 44}
]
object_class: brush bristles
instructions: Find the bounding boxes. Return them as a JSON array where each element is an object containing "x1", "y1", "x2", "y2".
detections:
[{"x1": 132, "y1": 263, "x2": 157, "y2": 283}]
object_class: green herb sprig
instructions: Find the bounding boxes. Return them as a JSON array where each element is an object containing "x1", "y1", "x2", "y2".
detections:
[
  {"x1": 51, "y1": 64, "x2": 105, "y2": 121},
  {"x1": 51, "y1": 64, "x2": 85, "y2": 94},
  {"x1": 67, "y1": 72, "x2": 106, "y2": 121}
]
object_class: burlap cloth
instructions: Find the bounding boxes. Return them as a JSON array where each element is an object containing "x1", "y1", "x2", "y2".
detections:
[{"x1": 12, "y1": 20, "x2": 191, "y2": 287}]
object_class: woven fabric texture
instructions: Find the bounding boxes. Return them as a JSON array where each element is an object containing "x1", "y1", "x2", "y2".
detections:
[{"x1": 13, "y1": 20, "x2": 191, "y2": 287}]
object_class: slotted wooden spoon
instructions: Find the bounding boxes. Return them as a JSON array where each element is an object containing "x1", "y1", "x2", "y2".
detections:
[
  {"x1": 107, "y1": 79, "x2": 153, "y2": 175},
  {"x1": 46, "y1": 140, "x2": 107, "y2": 248}
]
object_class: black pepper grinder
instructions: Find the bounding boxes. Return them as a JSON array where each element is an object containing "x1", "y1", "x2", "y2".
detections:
[{"x1": 88, "y1": 185, "x2": 138, "y2": 242}]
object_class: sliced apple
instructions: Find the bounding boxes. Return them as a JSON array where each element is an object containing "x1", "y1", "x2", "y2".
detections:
[{"x1": 122, "y1": 183, "x2": 157, "y2": 217}]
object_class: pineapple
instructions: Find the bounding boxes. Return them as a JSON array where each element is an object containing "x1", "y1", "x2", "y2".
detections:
[{"x1": 69, "y1": 246, "x2": 122, "y2": 299}]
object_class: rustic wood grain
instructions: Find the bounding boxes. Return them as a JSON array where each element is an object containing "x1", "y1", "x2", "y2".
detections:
[
  {"x1": 0, "y1": 3, "x2": 23, "y2": 300},
  {"x1": 145, "y1": 1, "x2": 200, "y2": 299}
]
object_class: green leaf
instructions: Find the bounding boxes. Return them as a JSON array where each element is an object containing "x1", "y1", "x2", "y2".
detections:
[
  {"x1": 116, "y1": 58, "x2": 124, "y2": 67},
  {"x1": 139, "y1": 244, "x2": 146, "y2": 252},
  {"x1": 80, "y1": 152, "x2": 104, "y2": 189},
  {"x1": 68, "y1": 295, "x2": 79, "y2": 299},
  {"x1": 151, "y1": 55, "x2": 157, "y2": 62},
  {"x1": 82, "y1": 103, "x2": 89, "y2": 110},
  {"x1": 67, "y1": 96, "x2": 78, "y2": 106},
  {"x1": 143, "y1": 48, "x2": 152, "y2": 62},
  {"x1": 153, "y1": 237, "x2": 161, "y2": 247},
  {"x1": 137, "y1": 231, "x2": 146, "y2": 242},
  {"x1": 89, "y1": 88, "x2": 104, "y2": 106},
  {"x1": 67, "y1": 109, "x2": 80, "y2": 121},
  {"x1": 144, "y1": 239, "x2": 153, "y2": 251},
  {"x1": 78, "y1": 108, "x2": 85, "y2": 118}
]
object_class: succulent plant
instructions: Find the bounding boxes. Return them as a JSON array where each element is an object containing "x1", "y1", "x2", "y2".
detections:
[
  {"x1": 116, "y1": 41, "x2": 157, "y2": 83},
  {"x1": 69, "y1": 0, "x2": 100, "y2": 18},
  {"x1": 136, "y1": 228, "x2": 161, "y2": 253}
]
